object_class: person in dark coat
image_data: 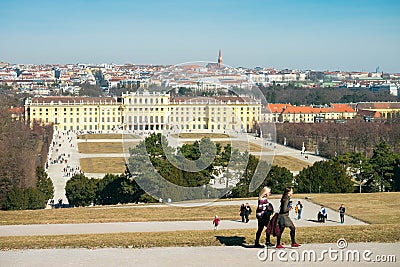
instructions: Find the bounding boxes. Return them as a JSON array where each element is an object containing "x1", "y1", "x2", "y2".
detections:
[
  {"x1": 318, "y1": 206, "x2": 327, "y2": 223},
  {"x1": 255, "y1": 186, "x2": 275, "y2": 248},
  {"x1": 239, "y1": 204, "x2": 246, "y2": 222},
  {"x1": 244, "y1": 202, "x2": 252, "y2": 223},
  {"x1": 276, "y1": 187, "x2": 301, "y2": 248},
  {"x1": 339, "y1": 204, "x2": 346, "y2": 224}
]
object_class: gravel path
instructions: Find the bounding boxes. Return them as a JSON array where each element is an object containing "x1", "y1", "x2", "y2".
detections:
[{"x1": 1, "y1": 243, "x2": 398, "y2": 267}]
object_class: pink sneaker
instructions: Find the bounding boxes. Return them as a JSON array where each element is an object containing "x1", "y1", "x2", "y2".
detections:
[
  {"x1": 276, "y1": 244, "x2": 285, "y2": 249},
  {"x1": 291, "y1": 243, "x2": 301, "y2": 248}
]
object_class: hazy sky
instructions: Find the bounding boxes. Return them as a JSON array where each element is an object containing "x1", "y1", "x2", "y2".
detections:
[{"x1": 1, "y1": 0, "x2": 399, "y2": 72}]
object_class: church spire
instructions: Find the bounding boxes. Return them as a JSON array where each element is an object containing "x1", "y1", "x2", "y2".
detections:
[{"x1": 218, "y1": 49, "x2": 222, "y2": 68}]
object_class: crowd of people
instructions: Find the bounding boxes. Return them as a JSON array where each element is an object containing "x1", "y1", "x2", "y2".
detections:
[
  {"x1": 48, "y1": 131, "x2": 83, "y2": 178},
  {"x1": 212, "y1": 186, "x2": 347, "y2": 249}
]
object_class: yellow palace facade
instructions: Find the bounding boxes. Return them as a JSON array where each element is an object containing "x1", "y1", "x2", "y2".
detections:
[
  {"x1": 25, "y1": 96, "x2": 123, "y2": 131},
  {"x1": 25, "y1": 93, "x2": 261, "y2": 132}
]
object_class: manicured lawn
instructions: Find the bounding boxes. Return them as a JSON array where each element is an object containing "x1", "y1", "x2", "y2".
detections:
[
  {"x1": 78, "y1": 142, "x2": 138, "y2": 154},
  {"x1": 175, "y1": 133, "x2": 230, "y2": 139},
  {"x1": 308, "y1": 192, "x2": 400, "y2": 224},
  {"x1": 272, "y1": 155, "x2": 311, "y2": 171},
  {"x1": 80, "y1": 157, "x2": 126, "y2": 174},
  {"x1": 0, "y1": 205, "x2": 244, "y2": 225},
  {"x1": 77, "y1": 134, "x2": 139, "y2": 139}
]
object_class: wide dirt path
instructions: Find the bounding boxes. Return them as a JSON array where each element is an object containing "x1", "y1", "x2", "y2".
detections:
[{"x1": 1, "y1": 243, "x2": 398, "y2": 267}]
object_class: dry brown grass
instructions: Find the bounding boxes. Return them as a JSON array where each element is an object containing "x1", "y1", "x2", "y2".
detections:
[
  {"x1": 2, "y1": 193, "x2": 398, "y2": 226},
  {"x1": 0, "y1": 205, "x2": 243, "y2": 225},
  {"x1": 79, "y1": 154, "x2": 310, "y2": 173},
  {"x1": 183, "y1": 140, "x2": 270, "y2": 153},
  {"x1": 0, "y1": 224, "x2": 399, "y2": 250},
  {"x1": 0, "y1": 192, "x2": 400, "y2": 225},
  {"x1": 272, "y1": 155, "x2": 311, "y2": 171},
  {"x1": 78, "y1": 142, "x2": 139, "y2": 154},
  {"x1": 216, "y1": 140, "x2": 267, "y2": 152},
  {"x1": 175, "y1": 133, "x2": 230, "y2": 139},
  {"x1": 77, "y1": 134, "x2": 139, "y2": 139},
  {"x1": 307, "y1": 192, "x2": 400, "y2": 224},
  {"x1": 80, "y1": 157, "x2": 126, "y2": 174}
]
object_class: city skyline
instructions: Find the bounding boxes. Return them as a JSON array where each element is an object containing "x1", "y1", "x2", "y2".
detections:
[{"x1": 1, "y1": 0, "x2": 400, "y2": 72}]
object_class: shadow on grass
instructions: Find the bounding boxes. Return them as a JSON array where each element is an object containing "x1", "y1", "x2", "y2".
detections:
[
  {"x1": 307, "y1": 219, "x2": 340, "y2": 224},
  {"x1": 215, "y1": 236, "x2": 255, "y2": 248},
  {"x1": 216, "y1": 236, "x2": 245, "y2": 246},
  {"x1": 307, "y1": 219, "x2": 323, "y2": 223}
]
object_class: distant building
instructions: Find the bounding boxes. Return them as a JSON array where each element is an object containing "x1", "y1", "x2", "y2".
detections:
[
  {"x1": 206, "y1": 49, "x2": 224, "y2": 69},
  {"x1": 25, "y1": 93, "x2": 262, "y2": 133},
  {"x1": 9, "y1": 106, "x2": 25, "y2": 121},
  {"x1": 357, "y1": 102, "x2": 400, "y2": 120},
  {"x1": 261, "y1": 103, "x2": 356, "y2": 123},
  {"x1": 25, "y1": 97, "x2": 123, "y2": 131}
]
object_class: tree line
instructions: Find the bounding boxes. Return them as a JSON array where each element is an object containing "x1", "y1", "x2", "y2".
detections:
[
  {"x1": 0, "y1": 94, "x2": 54, "y2": 209},
  {"x1": 64, "y1": 134, "x2": 389, "y2": 207},
  {"x1": 273, "y1": 119, "x2": 400, "y2": 158},
  {"x1": 259, "y1": 84, "x2": 398, "y2": 105},
  {"x1": 3, "y1": 167, "x2": 54, "y2": 210},
  {"x1": 4, "y1": 133, "x2": 399, "y2": 210},
  {"x1": 296, "y1": 141, "x2": 400, "y2": 193}
]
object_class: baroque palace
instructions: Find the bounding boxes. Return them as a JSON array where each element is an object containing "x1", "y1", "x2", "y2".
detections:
[
  {"x1": 24, "y1": 92, "x2": 262, "y2": 132},
  {"x1": 25, "y1": 92, "x2": 398, "y2": 131}
]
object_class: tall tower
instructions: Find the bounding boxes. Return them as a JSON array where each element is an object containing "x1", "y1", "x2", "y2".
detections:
[{"x1": 218, "y1": 49, "x2": 222, "y2": 68}]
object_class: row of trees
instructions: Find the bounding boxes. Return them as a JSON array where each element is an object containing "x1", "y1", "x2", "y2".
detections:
[
  {"x1": 65, "y1": 173, "x2": 148, "y2": 207},
  {"x1": 294, "y1": 141, "x2": 400, "y2": 194},
  {"x1": 64, "y1": 136, "x2": 399, "y2": 207},
  {"x1": 259, "y1": 85, "x2": 398, "y2": 105},
  {"x1": 0, "y1": 94, "x2": 54, "y2": 209},
  {"x1": 332, "y1": 141, "x2": 400, "y2": 192},
  {"x1": 3, "y1": 167, "x2": 54, "y2": 210},
  {"x1": 5, "y1": 134, "x2": 398, "y2": 209},
  {"x1": 232, "y1": 141, "x2": 399, "y2": 196},
  {"x1": 274, "y1": 119, "x2": 400, "y2": 158}
]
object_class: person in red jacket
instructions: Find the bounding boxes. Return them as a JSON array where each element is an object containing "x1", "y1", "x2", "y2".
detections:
[{"x1": 213, "y1": 215, "x2": 220, "y2": 230}]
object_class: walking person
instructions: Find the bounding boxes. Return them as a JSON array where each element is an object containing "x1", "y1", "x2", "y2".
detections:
[
  {"x1": 276, "y1": 187, "x2": 301, "y2": 249},
  {"x1": 255, "y1": 186, "x2": 275, "y2": 248},
  {"x1": 244, "y1": 203, "x2": 252, "y2": 223},
  {"x1": 239, "y1": 204, "x2": 246, "y2": 222},
  {"x1": 339, "y1": 204, "x2": 346, "y2": 224},
  {"x1": 213, "y1": 215, "x2": 220, "y2": 230},
  {"x1": 296, "y1": 201, "x2": 303, "y2": 220}
]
